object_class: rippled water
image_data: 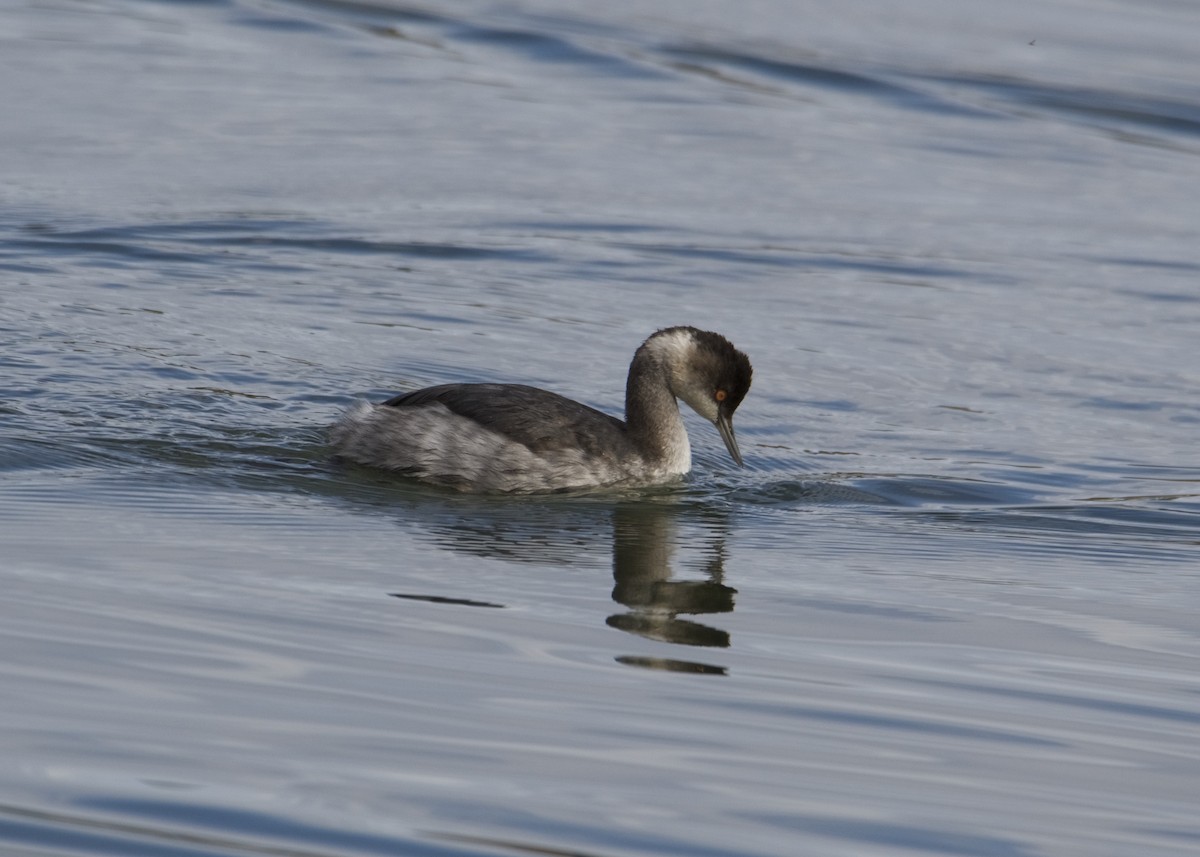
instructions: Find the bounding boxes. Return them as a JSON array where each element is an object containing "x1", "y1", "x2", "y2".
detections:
[{"x1": 3, "y1": 0, "x2": 1200, "y2": 855}]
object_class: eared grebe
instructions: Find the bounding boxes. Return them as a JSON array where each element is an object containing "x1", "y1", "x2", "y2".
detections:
[{"x1": 330, "y1": 326, "x2": 752, "y2": 494}]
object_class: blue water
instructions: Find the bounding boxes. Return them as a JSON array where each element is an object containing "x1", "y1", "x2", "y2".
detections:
[{"x1": 3, "y1": 1, "x2": 1200, "y2": 855}]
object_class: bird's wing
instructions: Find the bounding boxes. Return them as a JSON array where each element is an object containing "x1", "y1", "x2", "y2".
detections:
[{"x1": 383, "y1": 384, "x2": 628, "y2": 457}]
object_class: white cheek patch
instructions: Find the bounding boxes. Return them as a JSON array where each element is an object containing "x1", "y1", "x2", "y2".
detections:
[{"x1": 644, "y1": 329, "x2": 720, "y2": 423}]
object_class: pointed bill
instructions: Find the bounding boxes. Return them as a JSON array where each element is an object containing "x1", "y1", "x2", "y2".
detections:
[{"x1": 716, "y1": 411, "x2": 744, "y2": 467}]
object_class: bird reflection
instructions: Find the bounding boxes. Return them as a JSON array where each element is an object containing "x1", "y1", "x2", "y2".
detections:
[
  {"x1": 608, "y1": 502, "x2": 735, "y2": 650},
  {"x1": 351, "y1": 477, "x2": 738, "y2": 670}
]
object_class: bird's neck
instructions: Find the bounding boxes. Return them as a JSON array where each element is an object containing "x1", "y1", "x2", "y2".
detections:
[{"x1": 625, "y1": 349, "x2": 691, "y2": 472}]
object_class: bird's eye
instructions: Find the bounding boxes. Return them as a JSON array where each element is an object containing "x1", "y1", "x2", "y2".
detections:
[{"x1": 714, "y1": 389, "x2": 727, "y2": 402}]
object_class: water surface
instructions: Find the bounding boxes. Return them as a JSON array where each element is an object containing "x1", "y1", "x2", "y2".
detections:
[{"x1": 3, "y1": 1, "x2": 1200, "y2": 855}]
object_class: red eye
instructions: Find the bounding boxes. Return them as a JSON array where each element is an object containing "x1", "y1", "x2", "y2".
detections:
[{"x1": 714, "y1": 389, "x2": 727, "y2": 402}]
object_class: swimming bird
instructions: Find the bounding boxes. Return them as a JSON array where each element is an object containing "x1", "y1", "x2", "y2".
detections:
[{"x1": 330, "y1": 326, "x2": 752, "y2": 493}]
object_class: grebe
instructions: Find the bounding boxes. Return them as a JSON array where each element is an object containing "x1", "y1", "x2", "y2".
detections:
[{"x1": 330, "y1": 326, "x2": 752, "y2": 493}]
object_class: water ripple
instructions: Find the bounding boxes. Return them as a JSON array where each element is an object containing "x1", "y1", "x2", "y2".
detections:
[{"x1": 0, "y1": 800, "x2": 491, "y2": 857}]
